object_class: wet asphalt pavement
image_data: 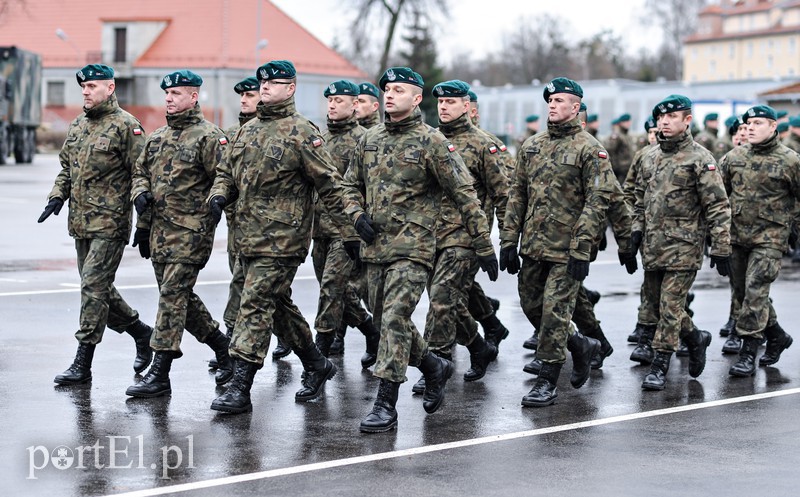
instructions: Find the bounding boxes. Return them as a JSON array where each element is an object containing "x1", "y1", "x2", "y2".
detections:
[{"x1": 2, "y1": 155, "x2": 799, "y2": 497}]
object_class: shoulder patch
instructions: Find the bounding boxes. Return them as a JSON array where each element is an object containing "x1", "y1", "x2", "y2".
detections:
[
  {"x1": 488, "y1": 145, "x2": 498, "y2": 154},
  {"x1": 447, "y1": 143, "x2": 455, "y2": 153},
  {"x1": 598, "y1": 150, "x2": 608, "y2": 159},
  {"x1": 499, "y1": 144, "x2": 507, "y2": 152},
  {"x1": 218, "y1": 137, "x2": 228, "y2": 145},
  {"x1": 133, "y1": 128, "x2": 143, "y2": 136},
  {"x1": 312, "y1": 137, "x2": 323, "y2": 147},
  {"x1": 706, "y1": 163, "x2": 716, "y2": 171}
]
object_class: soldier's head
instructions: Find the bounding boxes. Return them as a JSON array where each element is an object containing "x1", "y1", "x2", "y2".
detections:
[
  {"x1": 525, "y1": 114, "x2": 540, "y2": 132},
  {"x1": 644, "y1": 116, "x2": 658, "y2": 145},
  {"x1": 467, "y1": 90, "x2": 479, "y2": 126},
  {"x1": 76, "y1": 64, "x2": 115, "y2": 110},
  {"x1": 734, "y1": 116, "x2": 748, "y2": 146},
  {"x1": 433, "y1": 80, "x2": 471, "y2": 125},
  {"x1": 613, "y1": 113, "x2": 631, "y2": 131},
  {"x1": 777, "y1": 110, "x2": 789, "y2": 124},
  {"x1": 256, "y1": 60, "x2": 297, "y2": 107},
  {"x1": 743, "y1": 105, "x2": 778, "y2": 145},
  {"x1": 586, "y1": 113, "x2": 599, "y2": 131},
  {"x1": 789, "y1": 115, "x2": 800, "y2": 136},
  {"x1": 703, "y1": 112, "x2": 719, "y2": 131},
  {"x1": 356, "y1": 82, "x2": 380, "y2": 120},
  {"x1": 234, "y1": 77, "x2": 260, "y2": 115},
  {"x1": 324, "y1": 80, "x2": 359, "y2": 122},
  {"x1": 543, "y1": 77, "x2": 583, "y2": 125},
  {"x1": 578, "y1": 102, "x2": 588, "y2": 129},
  {"x1": 778, "y1": 121, "x2": 790, "y2": 139},
  {"x1": 161, "y1": 70, "x2": 202, "y2": 115},
  {"x1": 652, "y1": 94, "x2": 692, "y2": 138},
  {"x1": 379, "y1": 67, "x2": 424, "y2": 122}
]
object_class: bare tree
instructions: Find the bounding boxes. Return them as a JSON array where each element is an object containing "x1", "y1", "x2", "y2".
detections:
[
  {"x1": 642, "y1": 0, "x2": 708, "y2": 80},
  {"x1": 579, "y1": 30, "x2": 629, "y2": 80},
  {"x1": 500, "y1": 15, "x2": 579, "y2": 85}
]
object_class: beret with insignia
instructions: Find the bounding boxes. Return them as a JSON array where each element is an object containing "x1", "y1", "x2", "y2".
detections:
[
  {"x1": 652, "y1": 94, "x2": 691, "y2": 119},
  {"x1": 724, "y1": 116, "x2": 737, "y2": 128},
  {"x1": 324, "y1": 79, "x2": 359, "y2": 98},
  {"x1": 586, "y1": 114, "x2": 598, "y2": 124},
  {"x1": 161, "y1": 70, "x2": 203, "y2": 90},
  {"x1": 468, "y1": 90, "x2": 478, "y2": 102},
  {"x1": 233, "y1": 77, "x2": 259, "y2": 94},
  {"x1": 644, "y1": 116, "x2": 657, "y2": 132},
  {"x1": 789, "y1": 115, "x2": 800, "y2": 128},
  {"x1": 777, "y1": 110, "x2": 789, "y2": 119},
  {"x1": 542, "y1": 77, "x2": 583, "y2": 102},
  {"x1": 358, "y1": 82, "x2": 380, "y2": 98},
  {"x1": 778, "y1": 122, "x2": 789, "y2": 133},
  {"x1": 256, "y1": 60, "x2": 296, "y2": 81},
  {"x1": 742, "y1": 104, "x2": 777, "y2": 123},
  {"x1": 432, "y1": 79, "x2": 470, "y2": 98},
  {"x1": 704, "y1": 112, "x2": 718, "y2": 122},
  {"x1": 379, "y1": 66, "x2": 425, "y2": 90},
  {"x1": 76, "y1": 64, "x2": 114, "y2": 85},
  {"x1": 525, "y1": 114, "x2": 539, "y2": 123}
]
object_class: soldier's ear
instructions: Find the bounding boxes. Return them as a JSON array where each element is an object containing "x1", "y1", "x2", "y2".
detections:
[{"x1": 107, "y1": 80, "x2": 116, "y2": 95}]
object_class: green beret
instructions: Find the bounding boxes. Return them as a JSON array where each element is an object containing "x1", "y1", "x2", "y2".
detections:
[
  {"x1": 617, "y1": 113, "x2": 631, "y2": 122},
  {"x1": 525, "y1": 114, "x2": 539, "y2": 123},
  {"x1": 256, "y1": 60, "x2": 296, "y2": 81},
  {"x1": 652, "y1": 94, "x2": 692, "y2": 118},
  {"x1": 468, "y1": 90, "x2": 478, "y2": 102},
  {"x1": 432, "y1": 80, "x2": 470, "y2": 98},
  {"x1": 704, "y1": 112, "x2": 718, "y2": 122},
  {"x1": 379, "y1": 67, "x2": 424, "y2": 89},
  {"x1": 234, "y1": 77, "x2": 259, "y2": 94},
  {"x1": 644, "y1": 116, "x2": 656, "y2": 132},
  {"x1": 76, "y1": 64, "x2": 114, "y2": 84},
  {"x1": 743, "y1": 104, "x2": 777, "y2": 122},
  {"x1": 777, "y1": 110, "x2": 789, "y2": 119},
  {"x1": 586, "y1": 114, "x2": 598, "y2": 123},
  {"x1": 161, "y1": 70, "x2": 202, "y2": 90},
  {"x1": 778, "y1": 122, "x2": 789, "y2": 133},
  {"x1": 728, "y1": 118, "x2": 741, "y2": 135},
  {"x1": 789, "y1": 116, "x2": 800, "y2": 127},
  {"x1": 358, "y1": 82, "x2": 380, "y2": 98},
  {"x1": 324, "y1": 79, "x2": 359, "y2": 98},
  {"x1": 724, "y1": 116, "x2": 737, "y2": 128},
  {"x1": 543, "y1": 77, "x2": 583, "y2": 102},
  {"x1": 579, "y1": 102, "x2": 587, "y2": 112}
]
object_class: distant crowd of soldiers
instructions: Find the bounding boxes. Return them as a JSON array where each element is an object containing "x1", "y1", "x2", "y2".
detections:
[{"x1": 38, "y1": 60, "x2": 800, "y2": 433}]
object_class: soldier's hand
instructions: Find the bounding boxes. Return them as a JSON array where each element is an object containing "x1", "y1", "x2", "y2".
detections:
[
  {"x1": 209, "y1": 196, "x2": 227, "y2": 225},
  {"x1": 566, "y1": 256, "x2": 590, "y2": 281},
  {"x1": 499, "y1": 246, "x2": 520, "y2": 275},
  {"x1": 598, "y1": 230, "x2": 608, "y2": 251},
  {"x1": 344, "y1": 240, "x2": 361, "y2": 261},
  {"x1": 478, "y1": 252, "x2": 499, "y2": 282},
  {"x1": 630, "y1": 230, "x2": 643, "y2": 254},
  {"x1": 710, "y1": 255, "x2": 731, "y2": 277},
  {"x1": 131, "y1": 228, "x2": 151, "y2": 259},
  {"x1": 618, "y1": 251, "x2": 638, "y2": 274},
  {"x1": 37, "y1": 198, "x2": 64, "y2": 223},
  {"x1": 133, "y1": 192, "x2": 154, "y2": 216},
  {"x1": 355, "y1": 213, "x2": 376, "y2": 244}
]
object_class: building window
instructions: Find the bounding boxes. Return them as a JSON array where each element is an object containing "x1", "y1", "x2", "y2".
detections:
[
  {"x1": 747, "y1": 42, "x2": 753, "y2": 57},
  {"x1": 46, "y1": 80, "x2": 65, "y2": 106},
  {"x1": 789, "y1": 67, "x2": 796, "y2": 76},
  {"x1": 767, "y1": 55, "x2": 773, "y2": 69},
  {"x1": 729, "y1": 43, "x2": 735, "y2": 58},
  {"x1": 114, "y1": 27, "x2": 127, "y2": 63},
  {"x1": 709, "y1": 60, "x2": 716, "y2": 75},
  {"x1": 790, "y1": 38, "x2": 797, "y2": 54},
  {"x1": 692, "y1": 47, "x2": 698, "y2": 59}
]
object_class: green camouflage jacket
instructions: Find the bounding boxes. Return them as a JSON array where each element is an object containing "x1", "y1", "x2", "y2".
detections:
[
  {"x1": 358, "y1": 111, "x2": 381, "y2": 129},
  {"x1": 714, "y1": 135, "x2": 734, "y2": 162},
  {"x1": 223, "y1": 111, "x2": 256, "y2": 254},
  {"x1": 131, "y1": 103, "x2": 226, "y2": 265},
  {"x1": 604, "y1": 127, "x2": 635, "y2": 183},
  {"x1": 342, "y1": 108, "x2": 493, "y2": 269},
  {"x1": 210, "y1": 97, "x2": 353, "y2": 259},
  {"x1": 50, "y1": 94, "x2": 145, "y2": 241},
  {"x1": 783, "y1": 132, "x2": 800, "y2": 154},
  {"x1": 720, "y1": 132, "x2": 800, "y2": 251},
  {"x1": 501, "y1": 117, "x2": 615, "y2": 263},
  {"x1": 695, "y1": 127, "x2": 719, "y2": 155},
  {"x1": 633, "y1": 130, "x2": 731, "y2": 270}
]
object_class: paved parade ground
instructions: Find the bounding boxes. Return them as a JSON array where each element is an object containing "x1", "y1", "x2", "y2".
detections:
[{"x1": 2, "y1": 155, "x2": 799, "y2": 496}]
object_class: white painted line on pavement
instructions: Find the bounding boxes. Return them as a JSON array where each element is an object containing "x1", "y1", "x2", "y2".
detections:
[{"x1": 103, "y1": 387, "x2": 800, "y2": 497}]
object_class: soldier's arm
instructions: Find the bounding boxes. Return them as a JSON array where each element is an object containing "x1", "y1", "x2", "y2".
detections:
[
  {"x1": 696, "y1": 158, "x2": 731, "y2": 257},
  {"x1": 201, "y1": 128, "x2": 228, "y2": 181},
  {"x1": 571, "y1": 148, "x2": 614, "y2": 261},
  {"x1": 209, "y1": 128, "x2": 242, "y2": 204},
  {"x1": 342, "y1": 136, "x2": 368, "y2": 223},
  {"x1": 481, "y1": 142, "x2": 511, "y2": 233},
  {"x1": 121, "y1": 121, "x2": 146, "y2": 173},
  {"x1": 50, "y1": 123, "x2": 78, "y2": 201},
  {"x1": 623, "y1": 149, "x2": 643, "y2": 208},
  {"x1": 130, "y1": 136, "x2": 154, "y2": 229},
  {"x1": 500, "y1": 145, "x2": 528, "y2": 248},
  {"x1": 607, "y1": 181, "x2": 633, "y2": 253}
]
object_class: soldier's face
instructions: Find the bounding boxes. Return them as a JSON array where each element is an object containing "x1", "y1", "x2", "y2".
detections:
[
  {"x1": 327, "y1": 95, "x2": 357, "y2": 121},
  {"x1": 240, "y1": 90, "x2": 260, "y2": 114},
  {"x1": 735, "y1": 125, "x2": 748, "y2": 146},
  {"x1": 547, "y1": 94, "x2": 579, "y2": 125},
  {"x1": 80, "y1": 80, "x2": 114, "y2": 109},
  {"x1": 164, "y1": 87, "x2": 198, "y2": 114},
  {"x1": 260, "y1": 79, "x2": 295, "y2": 106},
  {"x1": 618, "y1": 120, "x2": 631, "y2": 131},
  {"x1": 355, "y1": 95, "x2": 379, "y2": 119},
  {"x1": 383, "y1": 83, "x2": 421, "y2": 121},
  {"x1": 657, "y1": 111, "x2": 691, "y2": 138},
  {"x1": 647, "y1": 129, "x2": 658, "y2": 145},
  {"x1": 437, "y1": 96, "x2": 469, "y2": 124},
  {"x1": 746, "y1": 117, "x2": 777, "y2": 145}
]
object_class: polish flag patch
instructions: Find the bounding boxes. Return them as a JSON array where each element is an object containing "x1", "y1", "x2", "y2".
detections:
[
  {"x1": 598, "y1": 150, "x2": 608, "y2": 159},
  {"x1": 500, "y1": 145, "x2": 507, "y2": 152},
  {"x1": 219, "y1": 137, "x2": 228, "y2": 145},
  {"x1": 133, "y1": 128, "x2": 142, "y2": 135},
  {"x1": 707, "y1": 163, "x2": 716, "y2": 171},
  {"x1": 312, "y1": 138, "x2": 323, "y2": 147},
  {"x1": 447, "y1": 143, "x2": 455, "y2": 152},
  {"x1": 489, "y1": 145, "x2": 498, "y2": 154}
]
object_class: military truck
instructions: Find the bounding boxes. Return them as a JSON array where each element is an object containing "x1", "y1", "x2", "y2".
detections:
[{"x1": 0, "y1": 46, "x2": 41, "y2": 164}]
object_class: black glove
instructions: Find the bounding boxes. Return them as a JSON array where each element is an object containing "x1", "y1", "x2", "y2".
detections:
[
  {"x1": 209, "y1": 196, "x2": 227, "y2": 225},
  {"x1": 618, "y1": 251, "x2": 638, "y2": 274},
  {"x1": 131, "y1": 228, "x2": 151, "y2": 259},
  {"x1": 477, "y1": 252, "x2": 499, "y2": 282},
  {"x1": 630, "y1": 230, "x2": 643, "y2": 254},
  {"x1": 133, "y1": 192, "x2": 154, "y2": 216},
  {"x1": 710, "y1": 255, "x2": 731, "y2": 277},
  {"x1": 598, "y1": 230, "x2": 608, "y2": 251},
  {"x1": 355, "y1": 213, "x2": 376, "y2": 244},
  {"x1": 343, "y1": 240, "x2": 361, "y2": 261},
  {"x1": 37, "y1": 198, "x2": 64, "y2": 223},
  {"x1": 566, "y1": 256, "x2": 590, "y2": 281},
  {"x1": 499, "y1": 246, "x2": 520, "y2": 275}
]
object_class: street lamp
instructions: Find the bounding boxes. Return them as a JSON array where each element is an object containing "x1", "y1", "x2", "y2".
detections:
[
  {"x1": 256, "y1": 38, "x2": 268, "y2": 66},
  {"x1": 55, "y1": 28, "x2": 82, "y2": 64}
]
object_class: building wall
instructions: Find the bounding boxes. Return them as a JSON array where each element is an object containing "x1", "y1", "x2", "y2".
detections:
[{"x1": 685, "y1": 33, "x2": 800, "y2": 82}]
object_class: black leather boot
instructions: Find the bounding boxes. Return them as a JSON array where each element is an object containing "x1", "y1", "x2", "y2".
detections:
[
  {"x1": 521, "y1": 362, "x2": 562, "y2": 407},
  {"x1": 209, "y1": 326, "x2": 233, "y2": 370},
  {"x1": 210, "y1": 359, "x2": 260, "y2": 413},
  {"x1": 329, "y1": 327, "x2": 346, "y2": 356},
  {"x1": 642, "y1": 351, "x2": 672, "y2": 390},
  {"x1": 205, "y1": 330, "x2": 233, "y2": 385},
  {"x1": 523, "y1": 355, "x2": 542, "y2": 375},
  {"x1": 584, "y1": 326, "x2": 613, "y2": 369},
  {"x1": 125, "y1": 351, "x2": 175, "y2": 398},
  {"x1": 480, "y1": 314, "x2": 510, "y2": 349},
  {"x1": 272, "y1": 335, "x2": 292, "y2": 359},
  {"x1": 294, "y1": 343, "x2": 337, "y2": 402},
  {"x1": 314, "y1": 332, "x2": 336, "y2": 358},
  {"x1": 359, "y1": 379, "x2": 400, "y2": 433},
  {"x1": 411, "y1": 376, "x2": 426, "y2": 394},
  {"x1": 54, "y1": 343, "x2": 96, "y2": 385},
  {"x1": 567, "y1": 331, "x2": 600, "y2": 388},
  {"x1": 357, "y1": 317, "x2": 380, "y2": 368},
  {"x1": 721, "y1": 327, "x2": 741, "y2": 354},
  {"x1": 488, "y1": 296, "x2": 500, "y2": 312},
  {"x1": 417, "y1": 352, "x2": 453, "y2": 413},
  {"x1": 627, "y1": 322, "x2": 645, "y2": 343},
  {"x1": 630, "y1": 324, "x2": 656, "y2": 364},
  {"x1": 719, "y1": 317, "x2": 735, "y2": 337},
  {"x1": 676, "y1": 338, "x2": 689, "y2": 357},
  {"x1": 685, "y1": 327, "x2": 712, "y2": 378},
  {"x1": 760, "y1": 323, "x2": 793, "y2": 366},
  {"x1": 729, "y1": 336, "x2": 760, "y2": 377},
  {"x1": 523, "y1": 331, "x2": 539, "y2": 350},
  {"x1": 126, "y1": 320, "x2": 153, "y2": 374},
  {"x1": 464, "y1": 335, "x2": 498, "y2": 382}
]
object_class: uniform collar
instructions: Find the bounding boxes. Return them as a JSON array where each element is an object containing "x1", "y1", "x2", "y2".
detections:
[
  {"x1": 238, "y1": 112, "x2": 256, "y2": 127},
  {"x1": 438, "y1": 112, "x2": 472, "y2": 138},
  {"x1": 751, "y1": 131, "x2": 780, "y2": 154},
  {"x1": 384, "y1": 107, "x2": 423, "y2": 134},
  {"x1": 656, "y1": 128, "x2": 693, "y2": 154},
  {"x1": 326, "y1": 112, "x2": 359, "y2": 134},
  {"x1": 257, "y1": 97, "x2": 296, "y2": 121},
  {"x1": 83, "y1": 93, "x2": 118, "y2": 120},
  {"x1": 547, "y1": 116, "x2": 582, "y2": 139}
]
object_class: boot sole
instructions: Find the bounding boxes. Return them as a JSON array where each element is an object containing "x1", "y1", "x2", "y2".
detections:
[
  {"x1": 590, "y1": 346, "x2": 614, "y2": 370},
  {"x1": 721, "y1": 342, "x2": 741, "y2": 354},
  {"x1": 521, "y1": 395, "x2": 557, "y2": 407},
  {"x1": 360, "y1": 420, "x2": 398, "y2": 433},
  {"x1": 522, "y1": 362, "x2": 541, "y2": 375},
  {"x1": 641, "y1": 381, "x2": 666, "y2": 391},
  {"x1": 422, "y1": 361, "x2": 453, "y2": 414},
  {"x1": 210, "y1": 402, "x2": 253, "y2": 414},
  {"x1": 629, "y1": 352, "x2": 653, "y2": 365},
  {"x1": 360, "y1": 353, "x2": 377, "y2": 369},
  {"x1": 54, "y1": 375, "x2": 92, "y2": 386},
  {"x1": 411, "y1": 379, "x2": 425, "y2": 395},
  {"x1": 125, "y1": 387, "x2": 172, "y2": 398},
  {"x1": 272, "y1": 349, "x2": 292, "y2": 360},
  {"x1": 295, "y1": 362, "x2": 337, "y2": 402},
  {"x1": 759, "y1": 335, "x2": 793, "y2": 366},
  {"x1": 728, "y1": 367, "x2": 755, "y2": 377}
]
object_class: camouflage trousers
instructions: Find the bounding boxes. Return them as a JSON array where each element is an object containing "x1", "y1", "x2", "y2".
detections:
[
  {"x1": 518, "y1": 257, "x2": 580, "y2": 364},
  {"x1": 572, "y1": 285, "x2": 600, "y2": 332},
  {"x1": 230, "y1": 256, "x2": 313, "y2": 366},
  {"x1": 223, "y1": 250, "x2": 244, "y2": 331},
  {"x1": 366, "y1": 260, "x2": 430, "y2": 383},
  {"x1": 731, "y1": 245, "x2": 779, "y2": 339},
  {"x1": 150, "y1": 262, "x2": 219, "y2": 355},
  {"x1": 423, "y1": 247, "x2": 480, "y2": 358},
  {"x1": 468, "y1": 281, "x2": 494, "y2": 322},
  {"x1": 727, "y1": 277, "x2": 741, "y2": 321},
  {"x1": 311, "y1": 237, "x2": 370, "y2": 335},
  {"x1": 636, "y1": 277, "x2": 659, "y2": 326},
  {"x1": 74, "y1": 238, "x2": 139, "y2": 344},
  {"x1": 644, "y1": 270, "x2": 696, "y2": 353}
]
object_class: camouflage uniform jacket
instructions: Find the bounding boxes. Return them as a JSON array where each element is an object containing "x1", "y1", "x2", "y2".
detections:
[
  {"x1": 783, "y1": 132, "x2": 800, "y2": 154},
  {"x1": 720, "y1": 132, "x2": 800, "y2": 251},
  {"x1": 358, "y1": 111, "x2": 381, "y2": 129},
  {"x1": 50, "y1": 94, "x2": 145, "y2": 241},
  {"x1": 210, "y1": 98, "x2": 353, "y2": 260},
  {"x1": 223, "y1": 111, "x2": 256, "y2": 254},
  {"x1": 714, "y1": 135, "x2": 734, "y2": 162},
  {"x1": 604, "y1": 127, "x2": 634, "y2": 181},
  {"x1": 501, "y1": 117, "x2": 615, "y2": 263},
  {"x1": 314, "y1": 113, "x2": 365, "y2": 239},
  {"x1": 594, "y1": 179, "x2": 633, "y2": 260},
  {"x1": 436, "y1": 113, "x2": 509, "y2": 250},
  {"x1": 341, "y1": 108, "x2": 494, "y2": 269},
  {"x1": 695, "y1": 127, "x2": 718, "y2": 155},
  {"x1": 622, "y1": 144, "x2": 657, "y2": 209},
  {"x1": 475, "y1": 126, "x2": 514, "y2": 227},
  {"x1": 633, "y1": 130, "x2": 731, "y2": 271},
  {"x1": 131, "y1": 103, "x2": 226, "y2": 265}
]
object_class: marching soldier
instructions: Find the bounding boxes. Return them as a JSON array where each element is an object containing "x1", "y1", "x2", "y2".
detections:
[{"x1": 605, "y1": 113, "x2": 635, "y2": 184}]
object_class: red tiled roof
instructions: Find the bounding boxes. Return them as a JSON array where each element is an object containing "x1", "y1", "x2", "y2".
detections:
[
  {"x1": 685, "y1": 24, "x2": 800, "y2": 43},
  {"x1": 0, "y1": 0, "x2": 365, "y2": 77},
  {"x1": 759, "y1": 81, "x2": 800, "y2": 95}
]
